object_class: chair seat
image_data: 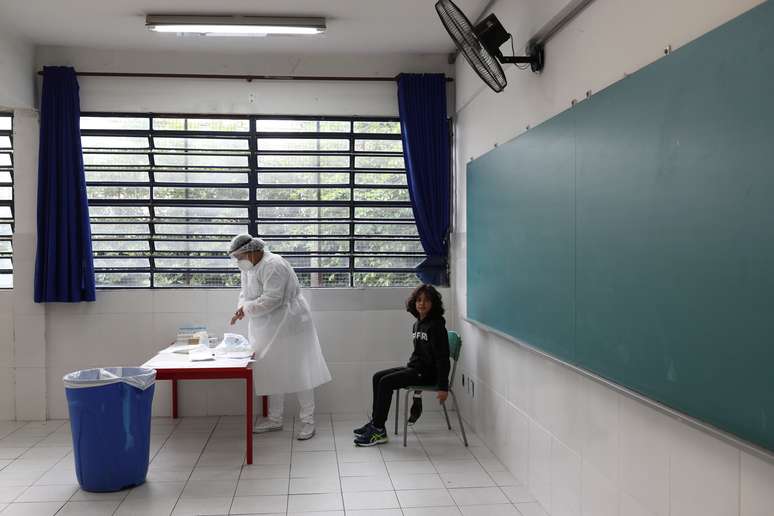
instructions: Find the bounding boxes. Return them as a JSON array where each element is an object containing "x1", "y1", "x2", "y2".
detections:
[{"x1": 404, "y1": 385, "x2": 442, "y2": 391}]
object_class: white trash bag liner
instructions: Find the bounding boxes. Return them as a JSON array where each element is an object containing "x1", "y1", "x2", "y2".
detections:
[
  {"x1": 63, "y1": 367, "x2": 156, "y2": 390},
  {"x1": 214, "y1": 333, "x2": 252, "y2": 358}
]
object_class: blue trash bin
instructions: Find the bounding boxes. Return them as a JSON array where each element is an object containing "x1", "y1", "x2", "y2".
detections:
[{"x1": 64, "y1": 367, "x2": 156, "y2": 492}]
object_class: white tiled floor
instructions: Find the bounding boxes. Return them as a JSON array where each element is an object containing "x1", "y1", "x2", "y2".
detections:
[{"x1": 0, "y1": 412, "x2": 540, "y2": 515}]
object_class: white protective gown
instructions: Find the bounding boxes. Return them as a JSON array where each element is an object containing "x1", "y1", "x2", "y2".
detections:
[{"x1": 238, "y1": 251, "x2": 332, "y2": 395}]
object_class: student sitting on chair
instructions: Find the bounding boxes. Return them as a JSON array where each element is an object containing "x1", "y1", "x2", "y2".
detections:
[{"x1": 354, "y1": 284, "x2": 450, "y2": 446}]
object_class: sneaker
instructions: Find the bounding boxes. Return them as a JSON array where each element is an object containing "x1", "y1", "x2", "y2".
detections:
[
  {"x1": 353, "y1": 421, "x2": 373, "y2": 435},
  {"x1": 296, "y1": 423, "x2": 315, "y2": 441},
  {"x1": 408, "y1": 396, "x2": 423, "y2": 426},
  {"x1": 253, "y1": 418, "x2": 283, "y2": 434},
  {"x1": 354, "y1": 424, "x2": 388, "y2": 447}
]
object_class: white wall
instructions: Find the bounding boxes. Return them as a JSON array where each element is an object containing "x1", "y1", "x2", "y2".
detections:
[
  {"x1": 0, "y1": 46, "x2": 454, "y2": 421},
  {"x1": 36, "y1": 46, "x2": 453, "y2": 115},
  {"x1": 45, "y1": 287, "x2": 435, "y2": 420},
  {"x1": 451, "y1": 1, "x2": 774, "y2": 515},
  {"x1": 0, "y1": 292, "x2": 13, "y2": 419},
  {"x1": 9, "y1": 110, "x2": 44, "y2": 422},
  {"x1": 0, "y1": 25, "x2": 35, "y2": 109},
  {"x1": 0, "y1": 21, "x2": 38, "y2": 420}
]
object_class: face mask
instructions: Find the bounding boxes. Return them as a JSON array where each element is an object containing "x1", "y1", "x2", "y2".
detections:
[{"x1": 237, "y1": 259, "x2": 254, "y2": 272}]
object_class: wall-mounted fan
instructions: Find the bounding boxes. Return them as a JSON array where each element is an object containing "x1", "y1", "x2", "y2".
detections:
[{"x1": 435, "y1": 0, "x2": 544, "y2": 93}]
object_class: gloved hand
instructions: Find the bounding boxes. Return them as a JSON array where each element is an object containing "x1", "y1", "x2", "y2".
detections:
[{"x1": 230, "y1": 307, "x2": 245, "y2": 325}]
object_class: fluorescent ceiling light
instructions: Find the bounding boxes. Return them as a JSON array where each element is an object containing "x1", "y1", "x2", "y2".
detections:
[
  {"x1": 151, "y1": 25, "x2": 322, "y2": 36},
  {"x1": 146, "y1": 15, "x2": 326, "y2": 37}
]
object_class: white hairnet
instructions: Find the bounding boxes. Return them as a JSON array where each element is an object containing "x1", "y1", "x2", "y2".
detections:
[{"x1": 228, "y1": 233, "x2": 265, "y2": 257}]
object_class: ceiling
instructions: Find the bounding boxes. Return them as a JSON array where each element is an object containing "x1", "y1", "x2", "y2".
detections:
[{"x1": 0, "y1": 0, "x2": 488, "y2": 54}]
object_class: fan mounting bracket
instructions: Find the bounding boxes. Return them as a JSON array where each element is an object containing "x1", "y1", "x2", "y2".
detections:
[{"x1": 498, "y1": 43, "x2": 544, "y2": 73}]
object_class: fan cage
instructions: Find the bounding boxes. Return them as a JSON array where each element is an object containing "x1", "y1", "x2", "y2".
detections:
[{"x1": 435, "y1": 0, "x2": 507, "y2": 93}]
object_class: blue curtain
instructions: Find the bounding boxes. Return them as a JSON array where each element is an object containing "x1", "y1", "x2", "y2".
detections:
[
  {"x1": 397, "y1": 73, "x2": 451, "y2": 285},
  {"x1": 34, "y1": 66, "x2": 95, "y2": 302}
]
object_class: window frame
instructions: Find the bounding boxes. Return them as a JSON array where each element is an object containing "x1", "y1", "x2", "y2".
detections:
[
  {"x1": 81, "y1": 112, "x2": 425, "y2": 289},
  {"x1": 0, "y1": 113, "x2": 13, "y2": 289}
]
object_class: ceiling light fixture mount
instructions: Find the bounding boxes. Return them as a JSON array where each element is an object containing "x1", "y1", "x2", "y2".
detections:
[{"x1": 145, "y1": 15, "x2": 327, "y2": 37}]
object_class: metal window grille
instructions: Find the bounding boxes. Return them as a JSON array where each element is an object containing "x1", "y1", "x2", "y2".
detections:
[
  {"x1": 81, "y1": 113, "x2": 425, "y2": 288},
  {"x1": 0, "y1": 113, "x2": 13, "y2": 289}
]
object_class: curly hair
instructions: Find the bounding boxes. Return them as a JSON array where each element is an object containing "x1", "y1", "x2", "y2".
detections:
[{"x1": 406, "y1": 284, "x2": 445, "y2": 320}]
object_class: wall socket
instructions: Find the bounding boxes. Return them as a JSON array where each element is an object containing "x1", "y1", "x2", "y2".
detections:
[{"x1": 461, "y1": 373, "x2": 475, "y2": 398}]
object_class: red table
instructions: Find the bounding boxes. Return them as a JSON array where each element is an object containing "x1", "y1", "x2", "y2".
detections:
[{"x1": 143, "y1": 352, "x2": 267, "y2": 465}]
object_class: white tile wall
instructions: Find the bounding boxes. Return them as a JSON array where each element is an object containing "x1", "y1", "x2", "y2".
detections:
[
  {"x1": 741, "y1": 451, "x2": 774, "y2": 516},
  {"x1": 451, "y1": 316, "x2": 774, "y2": 516},
  {"x1": 14, "y1": 367, "x2": 45, "y2": 421},
  {"x1": 0, "y1": 366, "x2": 15, "y2": 420},
  {"x1": 12, "y1": 315, "x2": 45, "y2": 368},
  {"x1": 534, "y1": 361, "x2": 583, "y2": 455},
  {"x1": 36, "y1": 287, "x2": 441, "y2": 420},
  {"x1": 618, "y1": 396, "x2": 671, "y2": 516},
  {"x1": 668, "y1": 422, "x2": 740, "y2": 516},
  {"x1": 505, "y1": 345, "x2": 533, "y2": 418},
  {"x1": 579, "y1": 377, "x2": 619, "y2": 483},
  {"x1": 580, "y1": 462, "x2": 617, "y2": 516},
  {"x1": 502, "y1": 404, "x2": 529, "y2": 485},
  {"x1": 0, "y1": 265, "x2": 446, "y2": 420},
  {"x1": 527, "y1": 420, "x2": 552, "y2": 513},
  {"x1": 550, "y1": 439, "x2": 580, "y2": 516},
  {"x1": 619, "y1": 492, "x2": 657, "y2": 516},
  {"x1": 0, "y1": 292, "x2": 13, "y2": 421},
  {"x1": 0, "y1": 311, "x2": 13, "y2": 365}
]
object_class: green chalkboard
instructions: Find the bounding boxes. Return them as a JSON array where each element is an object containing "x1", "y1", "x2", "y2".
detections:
[{"x1": 467, "y1": 0, "x2": 774, "y2": 451}]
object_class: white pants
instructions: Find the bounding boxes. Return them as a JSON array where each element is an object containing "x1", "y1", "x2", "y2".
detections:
[{"x1": 266, "y1": 389, "x2": 315, "y2": 424}]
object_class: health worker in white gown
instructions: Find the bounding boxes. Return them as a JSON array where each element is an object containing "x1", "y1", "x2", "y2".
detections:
[{"x1": 228, "y1": 234, "x2": 331, "y2": 440}]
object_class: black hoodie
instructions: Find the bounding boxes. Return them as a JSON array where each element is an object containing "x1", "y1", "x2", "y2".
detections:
[{"x1": 406, "y1": 316, "x2": 451, "y2": 391}]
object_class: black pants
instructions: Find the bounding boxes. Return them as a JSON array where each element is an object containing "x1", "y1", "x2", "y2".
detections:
[{"x1": 371, "y1": 367, "x2": 430, "y2": 429}]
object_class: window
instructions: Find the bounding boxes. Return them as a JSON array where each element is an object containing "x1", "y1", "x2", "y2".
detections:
[
  {"x1": 0, "y1": 114, "x2": 12, "y2": 288},
  {"x1": 81, "y1": 113, "x2": 425, "y2": 288}
]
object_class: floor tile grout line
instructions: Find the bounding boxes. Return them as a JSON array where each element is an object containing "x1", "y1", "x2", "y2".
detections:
[
  {"x1": 0, "y1": 421, "x2": 31, "y2": 440},
  {"x1": 285, "y1": 414, "x2": 296, "y2": 515},
  {"x1": 330, "y1": 412, "x2": 349, "y2": 516},
  {"x1": 149, "y1": 417, "x2": 184, "y2": 465},
  {"x1": 157, "y1": 416, "x2": 221, "y2": 516},
  {"x1": 226, "y1": 410, "x2": 254, "y2": 516},
  {"x1": 48, "y1": 446, "x2": 91, "y2": 516},
  {"x1": 0, "y1": 423, "x2": 22, "y2": 440},
  {"x1": 412, "y1": 416, "x2": 510, "y2": 511},
  {"x1": 414, "y1": 419, "x2": 459, "y2": 512},
  {"x1": 2, "y1": 420, "x2": 69, "y2": 479},
  {"x1": 382, "y1": 407, "x2": 425, "y2": 515},
  {"x1": 109, "y1": 417, "x2": 182, "y2": 516},
  {"x1": 436, "y1": 421, "x2": 520, "y2": 511},
  {"x1": 7, "y1": 452, "x2": 61, "y2": 496},
  {"x1": 5, "y1": 414, "x2": 517, "y2": 516},
  {"x1": 3, "y1": 442, "x2": 65, "y2": 506}
]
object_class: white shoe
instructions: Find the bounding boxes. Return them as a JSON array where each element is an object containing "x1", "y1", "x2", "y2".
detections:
[
  {"x1": 253, "y1": 418, "x2": 283, "y2": 434},
  {"x1": 296, "y1": 423, "x2": 315, "y2": 441}
]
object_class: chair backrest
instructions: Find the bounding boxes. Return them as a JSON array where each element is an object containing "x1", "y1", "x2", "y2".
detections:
[
  {"x1": 448, "y1": 330, "x2": 462, "y2": 389},
  {"x1": 448, "y1": 330, "x2": 462, "y2": 361}
]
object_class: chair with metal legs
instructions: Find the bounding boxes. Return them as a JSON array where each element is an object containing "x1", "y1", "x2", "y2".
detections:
[{"x1": 393, "y1": 330, "x2": 468, "y2": 447}]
